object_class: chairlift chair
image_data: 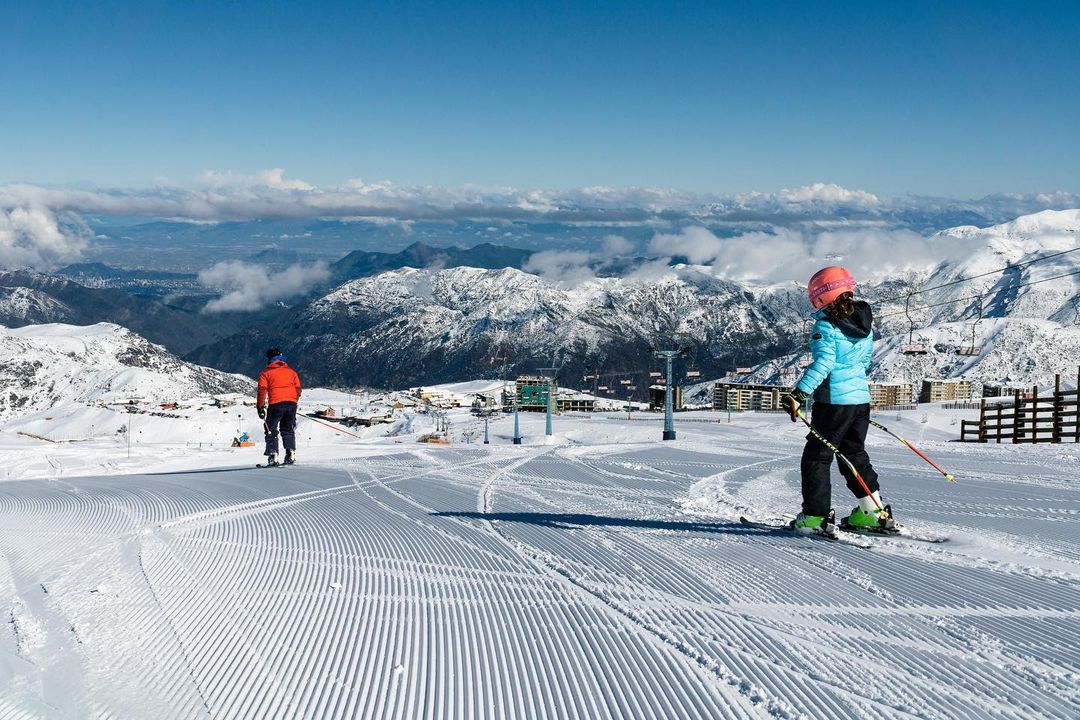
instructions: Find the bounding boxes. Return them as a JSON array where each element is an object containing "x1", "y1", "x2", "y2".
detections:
[
  {"x1": 957, "y1": 297, "x2": 984, "y2": 356},
  {"x1": 899, "y1": 291, "x2": 928, "y2": 355}
]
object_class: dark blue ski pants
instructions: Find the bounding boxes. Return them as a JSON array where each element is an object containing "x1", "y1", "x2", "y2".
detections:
[{"x1": 263, "y1": 401, "x2": 297, "y2": 456}]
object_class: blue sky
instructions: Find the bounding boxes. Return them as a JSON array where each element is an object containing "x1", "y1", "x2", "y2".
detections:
[{"x1": 2, "y1": 0, "x2": 1078, "y2": 196}]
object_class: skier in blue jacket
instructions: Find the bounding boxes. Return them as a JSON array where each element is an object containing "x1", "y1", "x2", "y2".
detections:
[{"x1": 782, "y1": 266, "x2": 896, "y2": 534}]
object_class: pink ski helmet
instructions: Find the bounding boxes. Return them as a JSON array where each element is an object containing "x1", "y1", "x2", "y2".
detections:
[{"x1": 807, "y1": 266, "x2": 856, "y2": 309}]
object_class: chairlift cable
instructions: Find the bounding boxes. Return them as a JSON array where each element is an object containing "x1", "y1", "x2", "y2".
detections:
[
  {"x1": 874, "y1": 268, "x2": 1080, "y2": 322},
  {"x1": 875, "y1": 246, "x2": 1080, "y2": 303},
  {"x1": 774, "y1": 247, "x2": 1080, "y2": 333}
]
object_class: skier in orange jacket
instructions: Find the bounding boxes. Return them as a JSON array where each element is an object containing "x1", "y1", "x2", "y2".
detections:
[{"x1": 257, "y1": 347, "x2": 301, "y2": 465}]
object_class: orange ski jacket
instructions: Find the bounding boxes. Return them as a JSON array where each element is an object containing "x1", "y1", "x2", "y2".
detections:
[{"x1": 257, "y1": 360, "x2": 301, "y2": 407}]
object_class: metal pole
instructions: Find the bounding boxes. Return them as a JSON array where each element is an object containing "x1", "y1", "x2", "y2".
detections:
[
  {"x1": 663, "y1": 353, "x2": 675, "y2": 440},
  {"x1": 868, "y1": 419, "x2": 955, "y2": 481},
  {"x1": 484, "y1": 418, "x2": 490, "y2": 444},
  {"x1": 538, "y1": 367, "x2": 559, "y2": 446},
  {"x1": 513, "y1": 401, "x2": 521, "y2": 445},
  {"x1": 654, "y1": 349, "x2": 681, "y2": 441},
  {"x1": 545, "y1": 380, "x2": 554, "y2": 445}
]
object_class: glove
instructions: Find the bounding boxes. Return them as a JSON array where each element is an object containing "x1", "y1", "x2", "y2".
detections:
[
  {"x1": 257, "y1": 406, "x2": 266, "y2": 419},
  {"x1": 782, "y1": 388, "x2": 808, "y2": 423}
]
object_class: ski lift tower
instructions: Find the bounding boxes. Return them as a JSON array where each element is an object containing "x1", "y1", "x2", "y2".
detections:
[
  {"x1": 538, "y1": 366, "x2": 560, "y2": 445},
  {"x1": 512, "y1": 394, "x2": 522, "y2": 445},
  {"x1": 653, "y1": 348, "x2": 687, "y2": 441}
]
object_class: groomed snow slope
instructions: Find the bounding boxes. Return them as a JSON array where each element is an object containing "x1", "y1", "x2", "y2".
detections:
[{"x1": 1, "y1": 411, "x2": 1078, "y2": 718}]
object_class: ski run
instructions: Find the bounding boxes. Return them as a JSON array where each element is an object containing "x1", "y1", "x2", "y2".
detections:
[{"x1": 1, "y1": 406, "x2": 1077, "y2": 718}]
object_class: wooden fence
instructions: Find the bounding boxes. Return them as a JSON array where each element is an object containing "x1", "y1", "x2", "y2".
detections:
[{"x1": 960, "y1": 370, "x2": 1080, "y2": 443}]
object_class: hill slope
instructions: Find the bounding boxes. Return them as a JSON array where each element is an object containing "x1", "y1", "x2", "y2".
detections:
[
  {"x1": 0, "y1": 322, "x2": 253, "y2": 421},
  {"x1": 0, "y1": 271, "x2": 227, "y2": 353}
]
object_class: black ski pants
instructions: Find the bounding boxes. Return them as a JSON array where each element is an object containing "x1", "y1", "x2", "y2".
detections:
[
  {"x1": 801, "y1": 402, "x2": 879, "y2": 517},
  {"x1": 263, "y1": 401, "x2": 297, "y2": 456}
]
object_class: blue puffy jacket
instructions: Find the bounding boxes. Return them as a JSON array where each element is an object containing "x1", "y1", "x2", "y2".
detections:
[{"x1": 795, "y1": 300, "x2": 874, "y2": 405}]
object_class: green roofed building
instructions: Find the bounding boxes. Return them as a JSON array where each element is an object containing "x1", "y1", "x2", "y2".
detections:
[{"x1": 516, "y1": 375, "x2": 556, "y2": 412}]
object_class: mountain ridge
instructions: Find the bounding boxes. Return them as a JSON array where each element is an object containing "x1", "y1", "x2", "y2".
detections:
[{"x1": 188, "y1": 209, "x2": 1080, "y2": 389}]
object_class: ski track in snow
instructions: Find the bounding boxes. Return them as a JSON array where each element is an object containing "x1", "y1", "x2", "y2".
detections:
[{"x1": 0, "y1": 424, "x2": 1078, "y2": 718}]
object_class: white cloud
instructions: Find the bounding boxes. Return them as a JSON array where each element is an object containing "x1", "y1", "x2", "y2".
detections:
[
  {"x1": 648, "y1": 226, "x2": 725, "y2": 264},
  {"x1": 201, "y1": 168, "x2": 315, "y2": 191},
  {"x1": 647, "y1": 224, "x2": 986, "y2": 285},
  {"x1": 0, "y1": 174, "x2": 1075, "y2": 232},
  {"x1": 0, "y1": 176, "x2": 905, "y2": 224},
  {"x1": 522, "y1": 250, "x2": 596, "y2": 286},
  {"x1": 809, "y1": 228, "x2": 964, "y2": 282},
  {"x1": 600, "y1": 234, "x2": 634, "y2": 257},
  {"x1": 774, "y1": 182, "x2": 881, "y2": 207},
  {"x1": 624, "y1": 258, "x2": 676, "y2": 283},
  {"x1": 198, "y1": 261, "x2": 330, "y2": 312},
  {"x1": 0, "y1": 206, "x2": 87, "y2": 269},
  {"x1": 705, "y1": 227, "x2": 808, "y2": 281}
]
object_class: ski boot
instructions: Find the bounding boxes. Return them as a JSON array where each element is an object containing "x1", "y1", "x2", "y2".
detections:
[
  {"x1": 263, "y1": 453, "x2": 279, "y2": 467},
  {"x1": 283, "y1": 452, "x2": 295, "y2": 465},
  {"x1": 790, "y1": 509, "x2": 838, "y2": 538},
  {"x1": 842, "y1": 492, "x2": 899, "y2": 533}
]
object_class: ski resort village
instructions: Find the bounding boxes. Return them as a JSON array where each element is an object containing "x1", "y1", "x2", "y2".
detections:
[
  {"x1": 0, "y1": 206, "x2": 1075, "y2": 718},
  {"x1": 5, "y1": 2, "x2": 1080, "y2": 714}
]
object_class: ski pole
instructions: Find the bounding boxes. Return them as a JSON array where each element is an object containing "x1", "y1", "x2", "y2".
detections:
[
  {"x1": 869, "y1": 419, "x2": 955, "y2": 482},
  {"x1": 794, "y1": 407, "x2": 885, "y2": 512},
  {"x1": 298, "y1": 413, "x2": 365, "y2": 439}
]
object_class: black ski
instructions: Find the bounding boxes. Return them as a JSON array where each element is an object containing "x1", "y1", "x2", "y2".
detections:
[
  {"x1": 739, "y1": 515, "x2": 873, "y2": 548},
  {"x1": 838, "y1": 519, "x2": 948, "y2": 543}
]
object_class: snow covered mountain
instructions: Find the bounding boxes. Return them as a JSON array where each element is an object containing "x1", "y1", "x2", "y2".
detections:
[
  {"x1": 859, "y1": 209, "x2": 1080, "y2": 387},
  {"x1": 868, "y1": 209, "x2": 1080, "y2": 335},
  {"x1": 190, "y1": 210, "x2": 1078, "y2": 390},
  {"x1": 0, "y1": 271, "x2": 229, "y2": 353},
  {"x1": 0, "y1": 323, "x2": 253, "y2": 422},
  {"x1": 188, "y1": 265, "x2": 802, "y2": 387},
  {"x1": 870, "y1": 319, "x2": 1080, "y2": 389}
]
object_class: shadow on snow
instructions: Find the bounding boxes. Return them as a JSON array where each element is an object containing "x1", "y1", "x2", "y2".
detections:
[{"x1": 433, "y1": 511, "x2": 757, "y2": 536}]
